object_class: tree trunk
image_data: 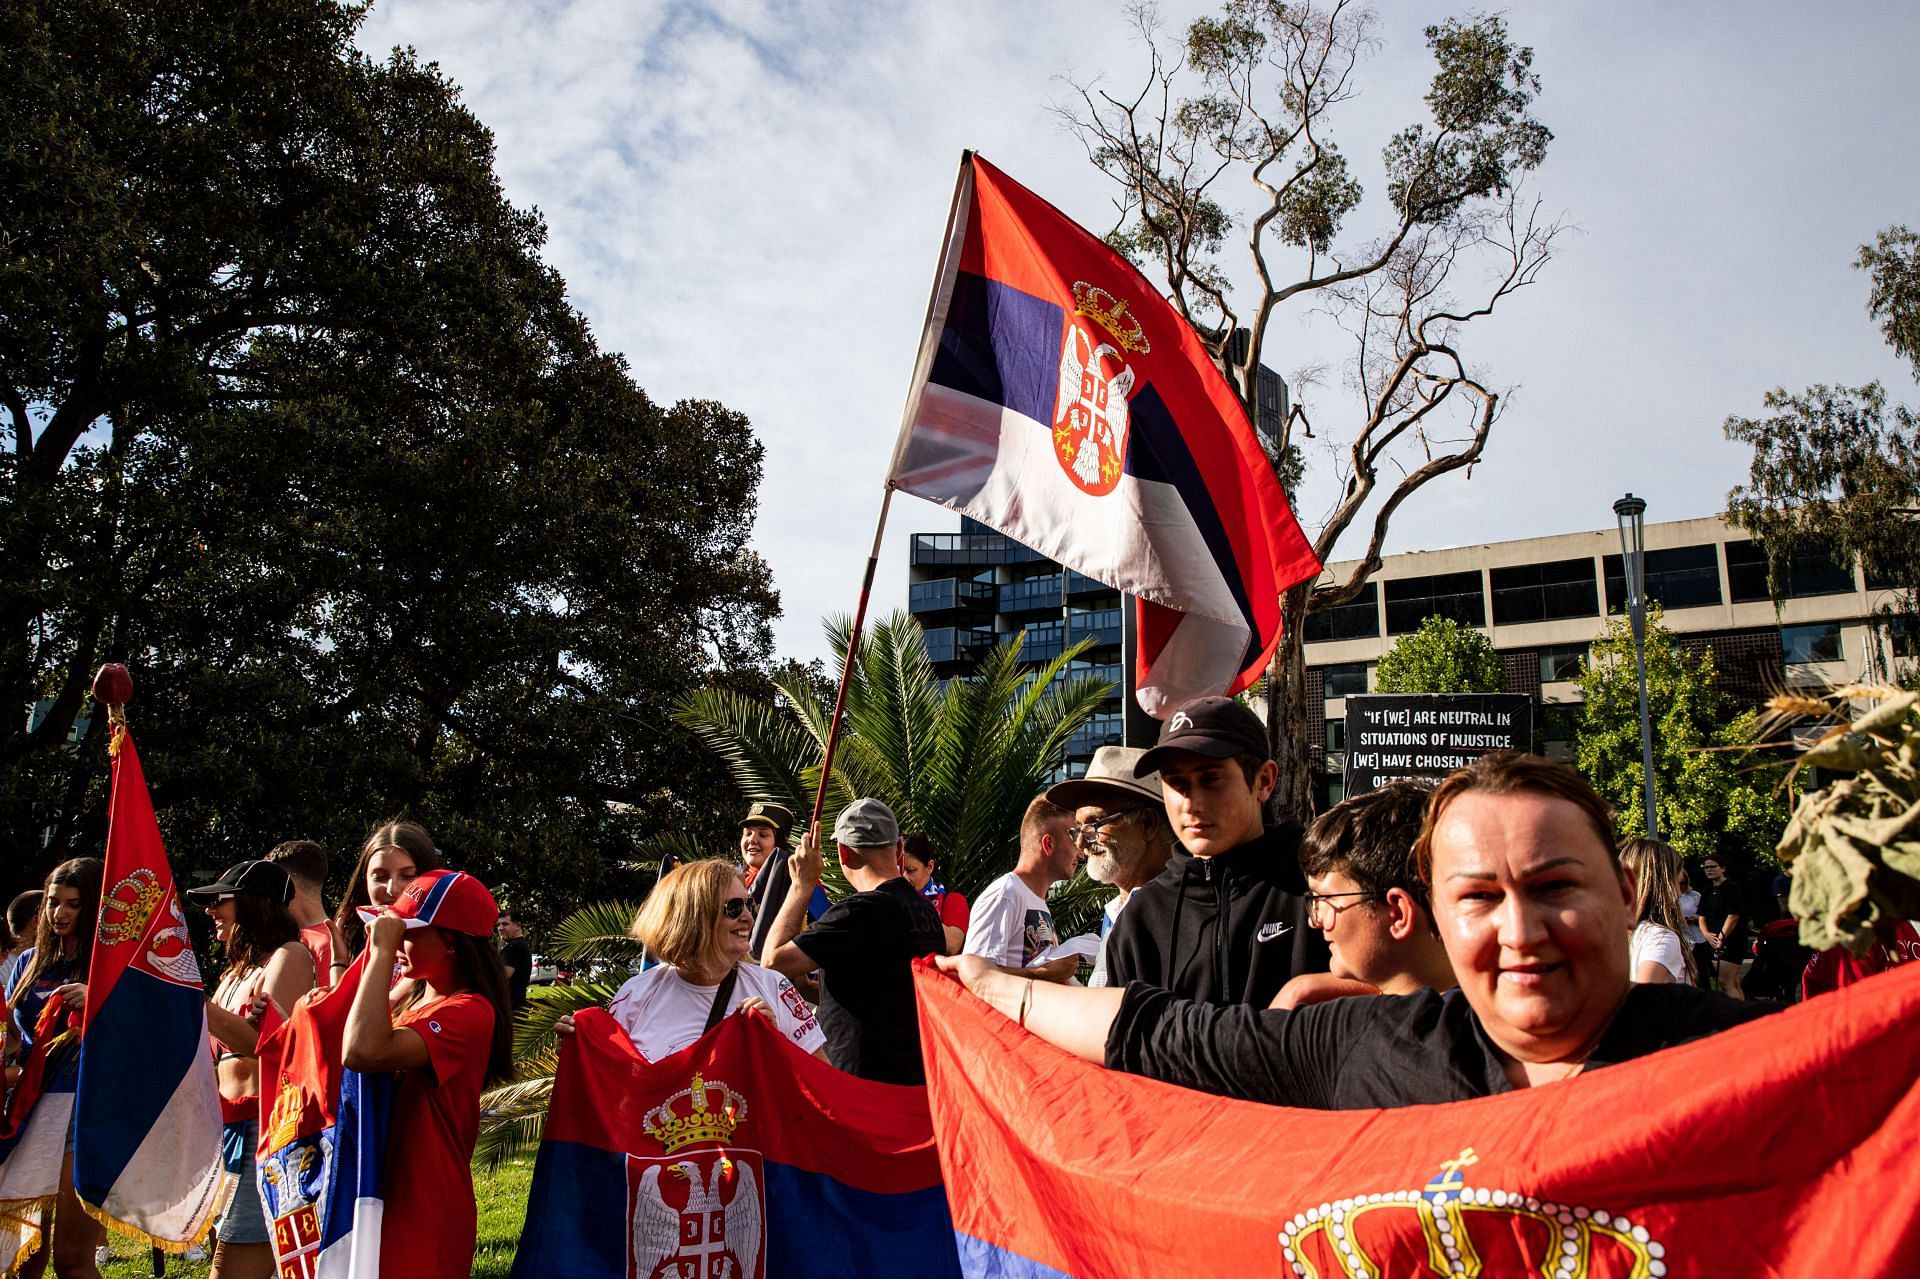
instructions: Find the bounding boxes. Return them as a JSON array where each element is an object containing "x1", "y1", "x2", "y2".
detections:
[{"x1": 1264, "y1": 582, "x2": 1316, "y2": 825}]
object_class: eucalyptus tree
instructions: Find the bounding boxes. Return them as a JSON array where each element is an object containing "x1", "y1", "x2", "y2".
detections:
[{"x1": 1061, "y1": 1, "x2": 1563, "y2": 817}]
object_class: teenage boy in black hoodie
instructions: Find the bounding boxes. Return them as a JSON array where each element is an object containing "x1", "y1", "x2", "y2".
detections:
[{"x1": 1101, "y1": 696, "x2": 1329, "y2": 1005}]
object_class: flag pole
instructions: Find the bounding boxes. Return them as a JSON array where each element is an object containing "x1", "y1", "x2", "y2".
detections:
[{"x1": 750, "y1": 483, "x2": 896, "y2": 959}]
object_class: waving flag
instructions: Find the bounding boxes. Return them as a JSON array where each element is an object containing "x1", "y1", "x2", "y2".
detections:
[
  {"x1": 255, "y1": 955, "x2": 393, "y2": 1279},
  {"x1": 913, "y1": 964, "x2": 1920, "y2": 1277},
  {"x1": 511, "y1": 1007, "x2": 960, "y2": 1279},
  {"x1": 71, "y1": 712, "x2": 224, "y2": 1251},
  {"x1": 889, "y1": 153, "x2": 1321, "y2": 714}
]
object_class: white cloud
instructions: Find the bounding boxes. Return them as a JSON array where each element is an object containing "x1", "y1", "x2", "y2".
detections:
[{"x1": 358, "y1": 0, "x2": 1920, "y2": 662}]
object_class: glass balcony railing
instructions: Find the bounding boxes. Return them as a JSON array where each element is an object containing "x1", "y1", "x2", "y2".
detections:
[
  {"x1": 1065, "y1": 570, "x2": 1116, "y2": 598},
  {"x1": 1067, "y1": 713, "x2": 1125, "y2": 757},
  {"x1": 1068, "y1": 607, "x2": 1123, "y2": 649},
  {"x1": 908, "y1": 578, "x2": 995, "y2": 614},
  {"x1": 998, "y1": 574, "x2": 1064, "y2": 614},
  {"x1": 922, "y1": 626, "x2": 998, "y2": 665},
  {"x1": 910, "y1": 532, "x2": 1046, "y2": 567}
]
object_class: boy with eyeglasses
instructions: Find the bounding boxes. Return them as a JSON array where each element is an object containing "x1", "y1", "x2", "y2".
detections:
[
  {"x1": 1101, "y1": 696, "x2": 1328, "y2": 1006},
  {"x1": 1278, "y1": 778, "x2": 1456, "y2": 1007}
]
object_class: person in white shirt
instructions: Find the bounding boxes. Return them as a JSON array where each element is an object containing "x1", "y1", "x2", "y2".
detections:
[
  {"x1": 964, "y1": 795, "x2": 1083, "y2": 982},
  {"x1": 558, "y1": 859, "x2": 825, "y2": 1061},
  {"x1": 1044, "y1": 746, "x2": 1173, "y2": 988},
  {"x1": 1620, "y1": 838, "x2": 1692, "y2": 984}
]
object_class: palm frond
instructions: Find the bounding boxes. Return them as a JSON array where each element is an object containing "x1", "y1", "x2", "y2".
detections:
[
  {"x1": 547, "y1": 903, "x2": 644, "y2": 965},
  {"x1": 512, "y1": 979, "x2": 623, "y2": 1062},
  {"x1": 673, "y1": 689, "x2": 816, "y2": 816},
  {"x1": 476, "y1": 1073, "x2": 555, "y2": 1170}
]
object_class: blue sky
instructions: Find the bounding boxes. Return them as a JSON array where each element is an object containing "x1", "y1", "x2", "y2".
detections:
[{"x1": 357, "y1": 0, "x2": 1920, "y2": 665}]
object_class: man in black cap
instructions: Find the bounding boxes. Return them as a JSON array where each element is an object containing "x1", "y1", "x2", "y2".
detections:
[
  {"x1": 763, "y1": 799, "x2": 946, "y2": 1084},
  {"x1": 1100, "y1": 695, "x2": 1327, "y2": 1006}
]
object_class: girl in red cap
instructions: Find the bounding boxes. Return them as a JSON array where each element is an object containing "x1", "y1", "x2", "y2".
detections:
[{"x1": 342, "y1": 868, "x2": 511, "y2": 1279}]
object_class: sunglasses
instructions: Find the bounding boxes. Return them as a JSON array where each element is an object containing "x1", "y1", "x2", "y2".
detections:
[{"x1": 721, "y1": 896, "x2": 755, "y2": 920}]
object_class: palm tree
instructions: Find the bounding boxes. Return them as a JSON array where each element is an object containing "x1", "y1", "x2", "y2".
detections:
[
  {"x1": 476, "y1": 611, "x2": 1115, "y2": 1165},
  {"x1": 675, "y1": 610, "x2": 1114, "y2": 905}
]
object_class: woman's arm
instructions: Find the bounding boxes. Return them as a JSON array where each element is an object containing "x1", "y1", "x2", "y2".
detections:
[
  {"x1": 263, "y1": 943, "x2": 316, "y2": 1018},
  {"x1": 1632, "y1": 960, "x2": 1674, "y2": 985},
  {"x1": 205, "y1": 996, "x2": 258, "y2": 1055},
  {"x1": 342, "y1": 916, "x2": 431, "y2": 1073},
  {"x1": 934, "y1": 954, "x2": 1124, "y2": 1062}
]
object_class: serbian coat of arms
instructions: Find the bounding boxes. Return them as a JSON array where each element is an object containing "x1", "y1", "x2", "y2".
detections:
[
  {"x1": 1052, "y1": 281, "x2": 1149, "y2": 497},
  {"x1": 626, "y1": 1074, "x2": 765, "y2": 1279}
]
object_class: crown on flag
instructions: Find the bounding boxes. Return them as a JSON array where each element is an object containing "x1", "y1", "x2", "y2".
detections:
[
  {"x1": 1072, "y1": 282, "x2": 1150, "y2": 354},
  {"x1": 643, "y1": 1074, "x2": 748, "y2": 1154},
  {"x1": 267, "y1": 1075, "x2": 303, "y2": 1153}
]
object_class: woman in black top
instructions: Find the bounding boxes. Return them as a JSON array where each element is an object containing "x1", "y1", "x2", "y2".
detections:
[
  {"x1": 1699, "y1": 855, "x2": 1748, "y2": 1000},
  {"x1": 940, "y1": 753, "x2": 1765, "y2": 1108}
]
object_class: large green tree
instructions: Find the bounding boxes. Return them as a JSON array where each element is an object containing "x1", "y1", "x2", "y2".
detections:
[
  {"x1": 1724, "y1": 225, "x2": 1920, "y2": 622},
  {"x1": 1064, "y1": 2, "x2": 1563, "y2": 818},
  {"x1": 1373, "y1": 616, "x2": 1505, "y2": 694},
  {"x1": 1, "y1": 0, "x2": 777, "y2": 912},
  {"x1": 1574, "y1": 609, "x2": 1789, "y2": 864}
]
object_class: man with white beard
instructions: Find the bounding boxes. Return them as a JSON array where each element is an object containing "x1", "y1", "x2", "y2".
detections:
[{"x1": 1046, "y1": 747, "x2": 1175, "y2": 987}]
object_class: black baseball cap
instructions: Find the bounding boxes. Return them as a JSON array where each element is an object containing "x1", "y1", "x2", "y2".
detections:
[
  {"x1": 1134, "y1": 696, "x2": 1271, "y2": 777},
  {"x1": 185, "y1": 859, "x2": 294, "y2": 906}
]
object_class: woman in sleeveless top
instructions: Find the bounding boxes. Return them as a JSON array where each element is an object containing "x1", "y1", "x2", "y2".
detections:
[
  {"x1": 3, "y1": 858, "x2": 104, "y2": 1279},
  {"x1": 187, "y1": 860, "x2": 313, "y2": 1279}
]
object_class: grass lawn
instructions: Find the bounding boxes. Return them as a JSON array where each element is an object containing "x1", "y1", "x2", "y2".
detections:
[{"x1": 97, "y1": 1157, "x2": 535, "y2": 1278}]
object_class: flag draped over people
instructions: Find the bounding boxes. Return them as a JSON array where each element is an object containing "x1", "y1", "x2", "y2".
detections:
[
  {"x1": 888, "y1": 152, "x2": 1322, "y2": 715},
  {"x1": 71, "y1": 702, "x2": 226, "y2": 1250},
  {"x1": 510, "y1": 1007, "x2": 961, "y2": 1279},
  {"x1": 912, "y1": 962, "x2": 1920, "y2": 1278}
]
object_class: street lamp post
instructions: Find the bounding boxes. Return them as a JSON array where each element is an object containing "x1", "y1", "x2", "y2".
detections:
[{"x1": 1613, "y1": 493, "x2": 1659, "y2": 838}]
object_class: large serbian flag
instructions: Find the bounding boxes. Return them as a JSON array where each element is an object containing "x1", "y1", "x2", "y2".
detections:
[
  {"x1": 914, "y1": 963, "x2": 1920, "y2": 1277},
  {"x1": 255, "y1": 954, "x2": 393, "y2": 1278},
  {"x1": 889, "y1": 153, "x2": 1321, "y2": 714},
  {"x1": 71, "y1": 710, "x2": 225, "y2": 1249},
  {"x1": 511, "y1": 1007, "x2": 961, "y2": 1279}
]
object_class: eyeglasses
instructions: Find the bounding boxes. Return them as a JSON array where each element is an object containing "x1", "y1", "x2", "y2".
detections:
[
  {"x1": 721, "y1": 896, "x2": 755, "y2": 920},
  {"x1": 1304, "y1": 890, "x2": 1382, "y2": 927},
  {"x1": 1068, "y1": 808, "x2": 1142, "y2": 846}
]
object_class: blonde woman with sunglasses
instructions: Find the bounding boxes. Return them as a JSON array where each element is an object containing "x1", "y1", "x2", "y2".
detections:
[{"x1": 557, "y1": 859, "x2": 826, "y2": 1061}]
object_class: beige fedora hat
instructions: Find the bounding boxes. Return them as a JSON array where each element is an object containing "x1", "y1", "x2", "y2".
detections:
[{"x1": 1045, "y1": 745, "x2": 1163, "y2": 811}]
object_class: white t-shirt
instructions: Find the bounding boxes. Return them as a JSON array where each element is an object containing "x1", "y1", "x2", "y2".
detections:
[
  {"x1": 964, "y1": 872, "x2": 1056, "y2": 968},
  {"x1": 1629, "y1": 921, "x2": 1686, "y2": 982},
  {"x1": 606, "y1": 963, "x2": 823, "y2": 1062}
]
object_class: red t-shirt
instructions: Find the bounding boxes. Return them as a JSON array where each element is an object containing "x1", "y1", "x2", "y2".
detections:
[
  {"x1": 1801, "y1": 921, "x2": 1920, "y2": 999},
  {"x1": 379, "y1": 991, "x2": 495, "y2": 1279},
  {"x1": 300, "y1": 924, "x2": 334, "y2": 991},
  {"x1": 933, "y1": 888, "x2": 971, "y2": 933}
]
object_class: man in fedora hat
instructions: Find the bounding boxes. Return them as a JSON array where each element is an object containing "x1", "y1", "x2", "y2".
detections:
[{"x1": 1046, "y1": 746, "x2": 1175, "y2": 987}]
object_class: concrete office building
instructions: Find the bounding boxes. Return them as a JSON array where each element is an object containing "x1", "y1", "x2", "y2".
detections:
[{"x1": 1301, "y1": 513, "x2": 1909, "y2": 805}]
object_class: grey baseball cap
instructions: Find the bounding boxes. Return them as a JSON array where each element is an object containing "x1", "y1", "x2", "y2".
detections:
[{"x1": 832, "y1": 798, "x2": 900, "y2": 849}]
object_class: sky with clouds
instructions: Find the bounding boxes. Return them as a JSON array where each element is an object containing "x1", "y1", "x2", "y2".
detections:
[{"x1": 356, "y1": 0, "x2": 1920, "y2": 665}]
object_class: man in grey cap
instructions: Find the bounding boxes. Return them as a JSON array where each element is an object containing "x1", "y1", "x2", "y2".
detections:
[
  {"x1": 1046, "y1": 746, "x2": 1176, "y2": 987},
  {"x1": 763, "y1": 798, "x2": 946, "y2": 1084}
]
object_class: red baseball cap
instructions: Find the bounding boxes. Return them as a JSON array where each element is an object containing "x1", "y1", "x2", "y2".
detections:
[{"x1": 357, "y1": 870, "x2": 499, "y2": 937}]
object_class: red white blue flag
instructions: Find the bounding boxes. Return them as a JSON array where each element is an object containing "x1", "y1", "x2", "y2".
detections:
[
  {"x1": 889, "y1": 153, "x2": 1321, "y2": 714},
  {"x1": 510, "y1": 1007, "x2": 960, "y2": 1279},
  {"x1": 256, "y1": 954, "x2": 392, "y2": 1278},
  {"x1": 913, "y1": 963, "x2": 1920, "y2": 1277},
  {"x1": 71, "y1": 717, "x2": 225, "y2": 1250}
]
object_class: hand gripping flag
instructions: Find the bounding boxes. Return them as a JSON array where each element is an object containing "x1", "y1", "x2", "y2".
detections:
[
  {"x1": 255, "y1": 954, "x2": 393, "y2": 1279},
  {"x1": 0, "y1": 993, "x2": 81, "y2": 1269},
  {"x1": 914, "y1": 963, "x2": 1920, "y2": 1278},
  {"x1": 889, "y1": 153, "x2": 1322, "y2": 714},
  {"x1": 70, "y1": 714, "x2": 225, "y2": 1251},
  {"x1": 510, "y1": 1006, "x2": 961, "y2": 1279}
]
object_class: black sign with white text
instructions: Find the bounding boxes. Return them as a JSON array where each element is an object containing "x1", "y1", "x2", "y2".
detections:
[{"x1": 1341, "y1": 694, "x2": 1534, "y2": 794}]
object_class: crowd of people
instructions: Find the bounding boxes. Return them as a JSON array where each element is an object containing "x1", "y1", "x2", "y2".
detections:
[{"x1": 1, "y1": 691, "x2": 1910, "y2": 1276}]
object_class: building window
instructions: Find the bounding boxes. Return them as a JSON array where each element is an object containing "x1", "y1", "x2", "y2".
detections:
[
  {"x1": 1724, "y1": 540, "x2": 1857, "y2": 603},
  {"x1": 1604, "y1": 544, "x2": 1722, "y2": 612},
  {"x1": 1489, "y1": 558, "x2": 1599, "y2": 625},
  {"x1": 1383, "y1": 571, "x2": 1486, "y2": 634},
  {"x1": 1303, "y1": 582, "x2": 1380, "y2": 642},
  {"x1": 1321, "y1": 663, "x2": 1367, "y2": 699},
  {"x1": 1538, "y1": 643, "x2": 1587, "y2": 684},
  {"x1": 1886, "y1": 615, "x2": 1920, "y2": 659},
  {"x1": 1781, "y1": 623, "x2": 1844, "y2": 665},
  {"x1": 1325, "y1": 717, "x2": 1347, "y2": 752}
]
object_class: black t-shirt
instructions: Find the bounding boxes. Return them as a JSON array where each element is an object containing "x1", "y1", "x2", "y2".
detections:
[
  {"x1": 793, "y1": 878, "x2": 946, "y2": 1084},
  {"x1": 499, "y1": 937, "x2": 532, "y2": 1009},
  {"x1": 1701, "y1": 879, "x2": 1748, "y2": 946},
  {"x1": 1107, "y1": 981, "x2": 1769, "y2": 1109}
]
